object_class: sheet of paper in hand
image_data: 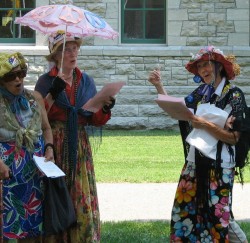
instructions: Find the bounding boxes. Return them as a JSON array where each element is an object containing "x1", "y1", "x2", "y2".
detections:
[
  {"x1": 83, "y1": 81, "x2": 126, "y2": 113},
  {"x1": 186, "y1": 104, "x2": 229, "y2": 160},
  {"x1": 33, "y1": 155, "x2": 65, "y2": 178},
  {"x1": 155, "y1": 94, "x2": 194, "y2": 121}
]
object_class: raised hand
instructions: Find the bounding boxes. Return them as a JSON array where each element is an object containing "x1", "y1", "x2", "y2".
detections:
[
  {"x1": 148, "y1": 68, "x2": 167, "y2": 95},
  {"x1": 148, "y1": 69, "x2": 161, "y2": 86}
]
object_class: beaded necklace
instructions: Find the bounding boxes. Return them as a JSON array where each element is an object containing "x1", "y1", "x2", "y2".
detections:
[
  {"x1": 199, "y1": 82, "x2": 231, "y2": 106},
  {"x1": 63, "y1": 69, "x2": 77, "y2": 189}
]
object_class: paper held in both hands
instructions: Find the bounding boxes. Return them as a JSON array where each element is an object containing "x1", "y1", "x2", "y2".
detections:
[
  {"x1": 155, "y1": 94, "x2": 194, "y2": 121},
  {"x1": 83, "y1": 81, "x2": 126, "y2": 113},
  {"x1": 155, "y1": 95, "x2": 229, "y2": 160},
  {"x1": 186, "y1": 103, "x2": 228, "y2": 160},
  {"x1": 33, "y1": 155, "x2": 65, "y2": 178}
]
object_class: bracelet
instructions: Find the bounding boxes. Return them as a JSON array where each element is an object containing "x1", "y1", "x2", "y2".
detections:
[
  {"x1": 46, "y1": 147, "x2": 53, "y2": 151},
  {"x1": 44, "y1": 143, "x2": 54, "y2": 151},
  {"x1": 102, "y1": 106, "x2": 109, "y2": 114}
]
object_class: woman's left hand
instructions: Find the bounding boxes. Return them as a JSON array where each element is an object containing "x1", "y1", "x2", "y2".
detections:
[
  {"x1": 225, "y1": 115, "x2": 236, "y2": 130},
  {"x1": 44, "y1": 148, "x2": 55, "y2": 162},
  {"x1": 102, "y1": 96, "x2": 116, "y2": 113}
]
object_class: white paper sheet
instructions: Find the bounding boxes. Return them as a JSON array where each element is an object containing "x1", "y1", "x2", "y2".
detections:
[
  {"x1": 155, "y1": 94, "x2": 194, "y2": 121},
  {"x1": 83, "y1": 81, "x2": 126, "y2": 113},
  {"x1": 186, "y1": 104, "x2": 229, "y2": 160},
  {"x1": 33, "y1": 155, "x2": 65, "y2": 178}
]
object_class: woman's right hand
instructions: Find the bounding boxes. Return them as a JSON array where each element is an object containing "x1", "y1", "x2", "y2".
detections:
[
  {"x1": 0, "y1": 159, "x2": 11, "y2": 180},
  {"x1": 148, "y1": 69, "x2": 162, "y2": 86},
  {"x1": 148, "y1": 69, "x2": 167, "y2": 95},
  {"x1": 49, "y1": 76, "x2": 66, "y2": 100}
]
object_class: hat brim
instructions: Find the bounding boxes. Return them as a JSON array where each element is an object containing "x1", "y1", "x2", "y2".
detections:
[
  {"x1": 185, "y1": 52, "x2": 235, "y2": 80},
  {"x1": 46, "y1": 38, "x2": 83, "y2": 62}
]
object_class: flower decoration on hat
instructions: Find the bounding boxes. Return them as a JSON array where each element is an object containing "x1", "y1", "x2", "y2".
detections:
[{"x1": 185, "y1": 45, "x2": 240, "y2": 80}]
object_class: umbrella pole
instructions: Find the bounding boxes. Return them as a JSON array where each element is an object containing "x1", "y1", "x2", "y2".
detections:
[{"x1": 59, "y1": 26, "x2": 67, "y2": 74}]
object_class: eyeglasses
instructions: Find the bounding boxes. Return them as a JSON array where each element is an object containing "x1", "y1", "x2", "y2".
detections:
[{"x1": 0, "y1": 69, "x2": 27, "y2": 82}]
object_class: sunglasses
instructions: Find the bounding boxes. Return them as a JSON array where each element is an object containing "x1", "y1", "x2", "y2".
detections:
[{"x1": 0, "y1": 69, "x2": 27, "y2": 82}]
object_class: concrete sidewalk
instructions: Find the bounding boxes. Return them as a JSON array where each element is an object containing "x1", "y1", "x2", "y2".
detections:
[{"x1": 97, "y1": 183, "x2": 250, "y2": 222}]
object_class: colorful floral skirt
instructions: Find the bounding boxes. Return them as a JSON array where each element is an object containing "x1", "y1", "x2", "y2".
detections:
[
  {"x1": 170, "y1": 160, "x2": 234, "y2": 242},
  {"x1": 0, "y1": 141, "x2": 44, "y2": 240},
  {"x1": 44, "y1": 121, "x2": 100, "y2": 243}
]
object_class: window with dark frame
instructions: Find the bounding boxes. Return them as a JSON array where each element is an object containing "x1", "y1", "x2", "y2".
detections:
[
  {"x1": 121, "y1": 0, "x2": 166, "y2": 44},
  {"x1": 0, "y1": 0, "x2": 35, "y2": 44}
]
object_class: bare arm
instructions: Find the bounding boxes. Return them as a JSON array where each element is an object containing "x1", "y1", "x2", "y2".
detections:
[
  {"x1": 191, "y1": 115, "x2": 240, "y2": 145},
  {"x1": 44, "y1": 93, "x2": 55, "y2": 113},
  {"x1": 33, "y1": 91, "x2": 54, "y2": 161},
  {"x1": 148, "y1": 69, "x2": 167, "y2": 95}
]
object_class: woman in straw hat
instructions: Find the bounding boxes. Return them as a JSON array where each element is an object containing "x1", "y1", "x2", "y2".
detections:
[
  {"x1": 148, "y1": 46, "x2": 248, "y2": 242},
  {"x1": 35, "y1": 32, "x2": 115, "y2": 243},
  {"x1": 0, "y1": 52, "x2": 54, "y2": 242}
]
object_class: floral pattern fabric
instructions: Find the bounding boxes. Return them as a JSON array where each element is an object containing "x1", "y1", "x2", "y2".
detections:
[
  {"x1": 171, "y1": 161, "x2": 234, "y2": 242},
  {"x1": 170, "y1": 80, "x2": 247, "y2": 242},
  {"x1": 1, "y1": 141, "x2": 44, "y2": 240},
  {"x1": 44, "y1": 121, "x2": 100, "y2": 243}
]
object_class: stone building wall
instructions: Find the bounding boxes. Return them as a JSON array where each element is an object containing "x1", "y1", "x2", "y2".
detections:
[
  {"x1": 168, "y1": 0, "x2": 249, "y2": 46},
  {"x1": 0, "y1": 0, "x2": 249, "y2": 130}
]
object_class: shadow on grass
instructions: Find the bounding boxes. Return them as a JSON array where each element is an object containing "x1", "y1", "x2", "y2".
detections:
[
  {"x1": 101, "y1": 220, "x2": 250, "y2": 242},
  {"x1": 101, "y1": 220, "x2": 169, "y2": 243},
  {"x1": 102, "y1": 129, "x2": 180, "y2": 137}
]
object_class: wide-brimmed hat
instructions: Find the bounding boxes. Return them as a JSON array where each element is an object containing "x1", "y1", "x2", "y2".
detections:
[
  {"x1": 185, "y1": 46, "x2": 240, "y2": 80},
  {"x1": 0, "y1": 52, "x2": 27, "y2": 78},
  {"x1": 46, "y1": 31, "x2": 83, "y2": 62}
]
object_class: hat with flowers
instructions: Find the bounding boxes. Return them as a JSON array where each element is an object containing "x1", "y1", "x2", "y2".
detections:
[
  {"x1": 0, "y1": 52, "x2": 27, "y2": 78},
  {"x1": 185, "y1": 46, "x2": 240, "y2": 80}
]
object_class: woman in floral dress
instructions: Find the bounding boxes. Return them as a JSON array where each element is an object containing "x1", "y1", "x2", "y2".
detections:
[
  {"x1": 0, "y1": 52, "x2": 54, "y2": 242},
  {"x1": 148, "y1": 46, "x2": 248, "y2": 242},
  {"x1": 35, "y1": 32, "x2": 115, "y2": 243}
]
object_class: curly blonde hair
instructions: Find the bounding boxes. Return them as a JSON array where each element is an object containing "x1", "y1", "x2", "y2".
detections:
[{"x1": 225, "y1": 54, "x2": 240, "y2": 76}]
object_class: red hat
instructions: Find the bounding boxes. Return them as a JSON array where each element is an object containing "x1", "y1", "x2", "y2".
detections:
[{"x1": 185, "y1": 46, "x2": 240, "y2": 80}]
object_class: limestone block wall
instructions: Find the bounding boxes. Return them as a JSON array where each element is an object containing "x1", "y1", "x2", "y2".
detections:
[
  {"x1": 168, "y1": 0, "x2": 249, "y2": 46},
  {"x1": 2, "y1": 46, "x2": 247, "y2": 130},
  {"x1": 0, "y1": 0, "x2": 249, "y2": 130}
]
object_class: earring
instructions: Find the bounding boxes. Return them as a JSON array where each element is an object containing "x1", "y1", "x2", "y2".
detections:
[{"x1": 193, "y1": 75, "x2": 202, "y2": 83}]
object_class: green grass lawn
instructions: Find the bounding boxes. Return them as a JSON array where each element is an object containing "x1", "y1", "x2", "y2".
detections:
[
  {"x1": 101, "y1": 220, "x2": 250, "y2": 242},
  {"x1": 101, "y1": 221, "x2": 169, "y2": 243},
  {"x1": 94, "y1": 130, "x2": 184, "y2": 183},
  {"x1": 94, "y1": 129, "x2": 250, "y2": 242},
  {"x1": 94, "y1": 129, "x2": 250, "y2": 183}
]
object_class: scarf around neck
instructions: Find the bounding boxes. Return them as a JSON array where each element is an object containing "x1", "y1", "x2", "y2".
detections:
[
  {"x1": 0, "y1": 86, "x2": 29, "y2": 113},
  {"x1": 0, "y1": 89, "x2": 42, "y2": 152},
  {"x1": 53, "y1": 68, "x2": 97, "y2": 170}
]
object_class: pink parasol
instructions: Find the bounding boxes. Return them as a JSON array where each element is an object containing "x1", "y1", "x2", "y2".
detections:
[
  {"x1": 15, "y1": 4, "x2": 118, "y2": 40},
  {"x1": 15, "y1": 4, "x2": 118, "y2": 72}
]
